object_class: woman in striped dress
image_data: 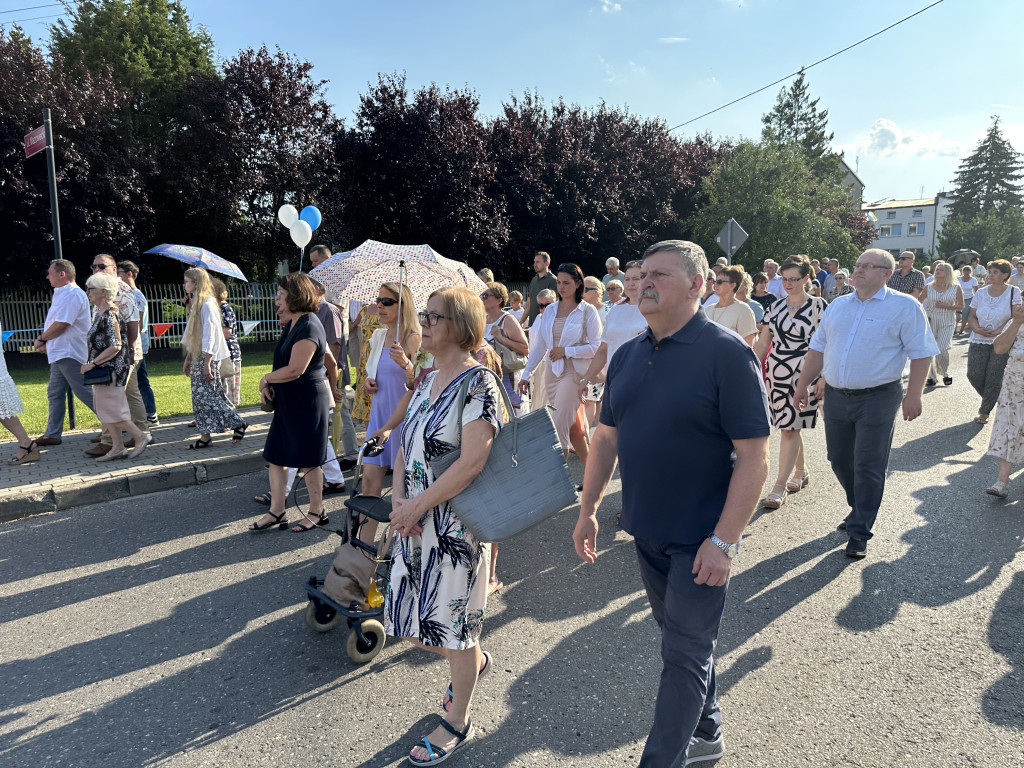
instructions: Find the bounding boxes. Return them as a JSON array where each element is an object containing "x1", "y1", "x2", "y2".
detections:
[{"x1": 923, "y1": 261, "x2": 963, "y2": 387}]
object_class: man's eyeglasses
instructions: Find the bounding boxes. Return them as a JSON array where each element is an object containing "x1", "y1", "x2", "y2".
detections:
[
  {"x1": 91, "y1": 263, "x2": 111, "y2": 271},
  {"x1": 417, "y1": 311, "x2": 446, "y2": 326},
  {"x1": 375, "y1": 297, "x2": 398, "y2": 307},
  {"x1": 899, "y1": 256, "x2": 914, "y2": 261},
  {"x1": 583, "y1": 286, "x2": 598, "y2": 293},
  {"x1": 537, "y1": 302, "x2": 552, "y2": 310}
]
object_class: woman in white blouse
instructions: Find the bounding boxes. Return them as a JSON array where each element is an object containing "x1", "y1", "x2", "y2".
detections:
[
  {"x1": 579, "y1": 260, "x2": 646, "y2": 392},
  {"x1": 182, "y1": 268, "x2": 248, "y2": 448},
  {"x1": 518, "y1": 263, "x2": 601, "y2": 463},
  {"x1": 967, "y1": 259, "x2": 1021, "y2": 424}
]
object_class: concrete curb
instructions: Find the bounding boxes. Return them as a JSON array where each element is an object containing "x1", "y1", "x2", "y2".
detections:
[{"x1": 0, "y1": 409, "x2": 274, "y2": 524}]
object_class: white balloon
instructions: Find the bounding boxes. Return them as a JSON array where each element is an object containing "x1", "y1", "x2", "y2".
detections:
[
  {"x1": 290, "y1": 220, "x2": 312, "y2": 248},
  {"x1": 278, "y1": 204, "x2": 298, "y2": 228}
]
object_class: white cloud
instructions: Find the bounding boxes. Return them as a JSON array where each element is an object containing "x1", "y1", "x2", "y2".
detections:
[
  {"x1": 840, "y1": 118, "x2": 961, "y2": 160},
  {"x1": 601, "y1": 0, "x2": 622, "y2": 12},
  {"x1": 598, "y1": 57, "x2": 646, "y2": 83},
  {"x1": 658, "y1": 37, "x2": 689, "y2": 44}
]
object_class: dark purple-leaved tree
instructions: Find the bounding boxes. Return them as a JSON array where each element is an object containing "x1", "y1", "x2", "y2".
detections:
[
  {"x1": 334, "y1": 73, "x2": 508, "y2": 272},
  {"x1": 0, "y1": 27, "x2": 149, "y2": 285}
]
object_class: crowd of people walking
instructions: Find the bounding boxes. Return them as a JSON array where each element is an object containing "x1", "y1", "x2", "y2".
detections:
[{"x1": 5, "y1": 239, "x2": 1024, "y2": 768}]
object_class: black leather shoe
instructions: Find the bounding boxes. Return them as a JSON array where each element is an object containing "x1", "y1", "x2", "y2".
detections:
[
  {"x1": 845, "y1": 538, "x2": 868, "y2": 558},
  {"x1": 837, "y1": 520, "x2": 848, "y2": 531},
  {"x1": 926, "y1": 378, "x2": 937, "y2": 387}
]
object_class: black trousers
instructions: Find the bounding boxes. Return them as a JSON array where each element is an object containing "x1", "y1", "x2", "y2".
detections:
[{"x1": 823, "y1": 381, "x2": 903, "y2": 540}]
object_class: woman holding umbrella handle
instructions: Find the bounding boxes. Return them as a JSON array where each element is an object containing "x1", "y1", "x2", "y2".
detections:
[{"x1": 361, "y1": 282, "x2": 420, "y2": 535}]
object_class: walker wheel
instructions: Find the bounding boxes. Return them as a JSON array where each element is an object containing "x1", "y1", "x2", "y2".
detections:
[
  {"x1": 305, "y1": 601, "x2": 342, "y2": 633},
  {"x1": 345, "y1": 619, "x2": 386, "y2": 663}
]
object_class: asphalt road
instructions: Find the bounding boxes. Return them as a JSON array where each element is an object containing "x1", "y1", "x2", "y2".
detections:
[{"x1": 1, "y1": 336, "x2": 1022, "y2": 768}]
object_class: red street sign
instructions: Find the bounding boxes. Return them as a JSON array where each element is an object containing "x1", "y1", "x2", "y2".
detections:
[{"x1": 24, "y1": 125, "x2": 46, "y2": 158}]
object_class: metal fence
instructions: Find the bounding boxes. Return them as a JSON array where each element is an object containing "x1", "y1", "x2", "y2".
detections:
[
  {"x1": 1, "y1": 280, "x2": 533, "y2": 354},
  {"x1": 0, "y1": 283, "x2": 283, "y2": 353}
]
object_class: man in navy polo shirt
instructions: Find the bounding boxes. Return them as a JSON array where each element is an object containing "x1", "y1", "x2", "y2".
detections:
[{"x1": 574, "y1": 240, "x2": 771, "y2": 767}]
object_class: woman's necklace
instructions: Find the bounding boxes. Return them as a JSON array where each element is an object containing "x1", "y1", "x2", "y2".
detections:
[{"x1": 430, "y1": 358, "x2": 474, "y2": 400}]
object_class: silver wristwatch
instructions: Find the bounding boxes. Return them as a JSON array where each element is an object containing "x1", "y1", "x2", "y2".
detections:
[{"x1": 709, "y1": 534, "x2": 740, "y2": 559}]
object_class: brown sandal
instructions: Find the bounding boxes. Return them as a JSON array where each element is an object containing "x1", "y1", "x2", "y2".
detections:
[{"x1": 8, "y1": 440, "x2": 40, "y2": 466}]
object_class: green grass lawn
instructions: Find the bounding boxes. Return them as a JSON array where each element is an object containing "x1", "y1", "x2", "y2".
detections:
[{"x1": 10, "y1": 351, "x2": 276, "y2": 436}]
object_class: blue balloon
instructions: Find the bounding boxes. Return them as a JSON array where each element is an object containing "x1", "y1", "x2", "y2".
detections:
[{"x1": 299, "y1": 205, "x2": 322, "y2": 231}]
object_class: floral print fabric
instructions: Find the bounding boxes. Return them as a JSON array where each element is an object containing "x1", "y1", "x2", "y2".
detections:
[
  {"x1": 87, "y1": 308, "x2": 131, "y2": 386},
  {"x1": 385, "y1": 367, "x2": 502, "y2": 649}
]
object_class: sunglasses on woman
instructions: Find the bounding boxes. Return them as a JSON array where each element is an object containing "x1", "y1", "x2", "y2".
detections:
[{"x1": 376, "y1": 297, "x2": 398, "y2": 307}]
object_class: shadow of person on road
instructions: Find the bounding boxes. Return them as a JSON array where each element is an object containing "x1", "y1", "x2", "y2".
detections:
[
  {"x1": 983, "y1": 569, "x2": 1024, "y2": 730},
  {"x1": 887, "y1": 419, "x2": 985, "y2": 472},
  {"x1": 0, "y1": 477, "x2": 342, "y2": 624},
  {"x1": 0, "y1": 555, "x2": 323, "y2": 711},
  {"x1": 837, "y1": 459, "x2": 1022, "y2": 633}
]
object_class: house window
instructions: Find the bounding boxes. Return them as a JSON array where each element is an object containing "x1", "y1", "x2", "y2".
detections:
[
  {"x1": 888, "y1": 249, "x2": 901, "y2": 258},
  {"x1": 908, "y1": 222, "x2": 926, "y2": 236},
  {"x1": 912, "y1": 209, "x2": 923, "y2": 217},
  {"x1": 887, "y1": 211, "x2": 897, "y2": 219},
  {"x1": 879, "y1": 224, "x2": 902, "y2": 237}
]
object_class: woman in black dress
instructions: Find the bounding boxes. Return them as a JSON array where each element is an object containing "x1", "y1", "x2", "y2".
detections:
[{"x1": 250, "y1": 272, "x2": 332, "y2": 533}]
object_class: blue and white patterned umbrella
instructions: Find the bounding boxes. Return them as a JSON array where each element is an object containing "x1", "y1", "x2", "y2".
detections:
[{"x1": 144, "y1": 244, "x2": 248, "y2": 282}]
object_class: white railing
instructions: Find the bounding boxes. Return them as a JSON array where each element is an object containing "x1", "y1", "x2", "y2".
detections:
[
  {"x1": 2, "y1": 280, "x2": 534, "y2": 353},
  {"x1": 1, "y1": 283, "x2": 283, "y2": 353}
]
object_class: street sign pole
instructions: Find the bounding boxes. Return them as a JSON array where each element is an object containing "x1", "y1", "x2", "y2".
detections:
[
  {"x1": 42, "y1": 108, "x2": 64, "y2": 261},
  {"x1": 42, "y1": 109, "x2": 72, "y2": 426},
  {"x1": 715, "y1": 218, "x2": 748, "y2": 263}
]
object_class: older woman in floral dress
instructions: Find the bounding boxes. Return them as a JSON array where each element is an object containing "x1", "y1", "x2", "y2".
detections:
[{"x1": 387, "y1": 287, "x2": 503, "y2": 766}]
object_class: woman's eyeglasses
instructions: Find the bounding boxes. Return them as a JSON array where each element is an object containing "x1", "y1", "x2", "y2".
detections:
[
  {"x1": 583, "y1": 286, "x2": 598, "y2": 293},
  {"x1": 417, "y1": 311, "x2": 446, "y2": 326},
  {"x1": 714, "y1": 279, "x2": 734, "y2": 286},
  {"x1": 376, "y1": 297, "x2": 398, "y2": 307},
  {"x1": 479, "y1": 292, "x2": 493, "y2": 300}
]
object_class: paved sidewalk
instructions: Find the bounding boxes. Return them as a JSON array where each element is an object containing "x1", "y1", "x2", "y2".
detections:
[{"x1": 0, "y1": 407, "x2": 274, "y2": 523}]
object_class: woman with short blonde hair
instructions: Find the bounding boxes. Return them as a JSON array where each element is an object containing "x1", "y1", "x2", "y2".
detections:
[
  {"x1": 389, "y1": 286, "x2": 503, "y2": 765},
  {"x1": 83, "y1": 273, "x2": 150, "y2": 461}
]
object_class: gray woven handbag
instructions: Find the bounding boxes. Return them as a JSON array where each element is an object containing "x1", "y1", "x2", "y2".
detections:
[{"x1": 429, "y1": 366, "x2": 578, "y2": 542}]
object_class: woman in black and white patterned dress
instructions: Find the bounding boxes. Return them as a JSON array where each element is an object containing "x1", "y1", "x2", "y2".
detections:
[
  {"x1": 753, "y1": 255, "x2": 826, "y2": 509},
  {"x1": 387, "y1": 286, "x2": 503, "y2": 766}
]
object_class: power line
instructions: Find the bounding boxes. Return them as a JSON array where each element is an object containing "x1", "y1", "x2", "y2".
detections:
[
  {"x1": 0, "y1": 3, "x2": 60, "y2": 14},
  {"x1": 668, "y1": 0, "x2": 946, "y2": 132},
  {"x1": 4, "y1": 12, "x2": 62, "y2": 23}
]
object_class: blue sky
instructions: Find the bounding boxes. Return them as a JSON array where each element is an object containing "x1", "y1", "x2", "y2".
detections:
[{"x1": 8, "y1": 0, "x2": 1023, "y2": 203}]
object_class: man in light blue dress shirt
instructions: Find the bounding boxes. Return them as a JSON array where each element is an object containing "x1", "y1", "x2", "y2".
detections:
[{"x1": 795, "y1": 249, "x2": 938, "y2": 559}]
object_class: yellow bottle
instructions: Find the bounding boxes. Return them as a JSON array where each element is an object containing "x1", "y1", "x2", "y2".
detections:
[{"x1": 366, "y1": 580, "x2": 384, "y2": 608}]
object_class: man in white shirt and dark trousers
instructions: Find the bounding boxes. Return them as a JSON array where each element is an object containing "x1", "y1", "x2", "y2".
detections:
[
  {"x1": 795, "y1": 249, "x2": 938, "y2": 559},
  {"x1": 34, "y1": 260, "x2": 95, "y2": 446}
]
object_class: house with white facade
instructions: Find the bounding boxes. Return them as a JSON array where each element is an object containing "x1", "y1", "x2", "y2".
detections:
[{"x1": 862, "y1": 194, "x2": 952, "y2": 258}]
